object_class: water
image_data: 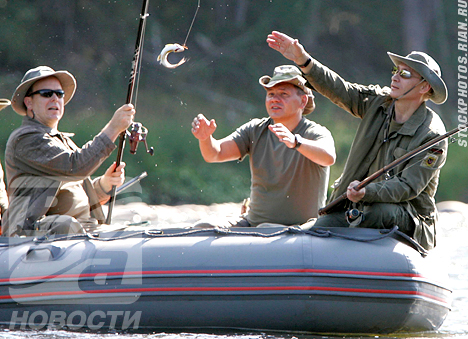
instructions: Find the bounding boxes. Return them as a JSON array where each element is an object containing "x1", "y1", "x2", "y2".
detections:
[{"x1": 0, "y1": 207, "x2": 467, "y2": 339}]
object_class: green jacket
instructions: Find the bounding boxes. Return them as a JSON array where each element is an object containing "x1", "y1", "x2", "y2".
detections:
[
  {"x1": 3, "y1": 116, "x2": 116, "y2": 236},
  {"x1": 304, "y1": 59, "x2": 447, "y2": 250}
]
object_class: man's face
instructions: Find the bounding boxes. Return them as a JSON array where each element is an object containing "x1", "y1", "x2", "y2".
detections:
[
  {"x1": 390, "y1": 63, "x2": 425, "y2": 101},
  {"x1": 23, "y1": 76, "x2": 64, "y2": 129},
  {"x1": 265, "y1": 83, "x2": 306, "y2": 122}
]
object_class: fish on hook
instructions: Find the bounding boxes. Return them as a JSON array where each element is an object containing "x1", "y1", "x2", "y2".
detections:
[{"x1": 157, "y1": 43, "x2": 188, "y2": 69}]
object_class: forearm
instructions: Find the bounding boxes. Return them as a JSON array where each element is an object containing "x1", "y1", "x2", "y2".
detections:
[
  {"x1": 302, "y1": 58, "x2": 365, "y2": 117},
  {"x1": 15, "y1": 133, "x2": 116, "y2": 180},
  {"x1": 93, "y1": 177, "x2": 112, "y2": 205},
  {"x1": 296, "y1": 140, "x2": 335, "y2": 167},
  {"x1": 199, "y1": 136, "x2": 223, "y2": 163},
  {"x1": 198, "y1": 136, "x2": 241, "y2": 163},
  {"x1": 362, "y1": 165, "x2": 437, "y2": 204}
]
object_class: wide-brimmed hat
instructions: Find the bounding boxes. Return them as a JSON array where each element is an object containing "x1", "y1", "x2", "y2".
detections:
[
  {"x1": 11, "y1": 66, "x2": 77, "y2": 115},
  {"x1": 259, "y1": 65, "x2": 315, "y2": 115},
  {"x1": 387, "y1": 51, "x2": 447, "y2": 104},
  {"x1": 0, "y1": 99, "x2": 11, "y2": 112}
]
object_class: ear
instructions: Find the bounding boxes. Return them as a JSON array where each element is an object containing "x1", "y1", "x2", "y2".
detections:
[
  {"x1": 23, "y1": 96, "x2": 33, "y2": 111},
  {"x1": 301, "y1": 94, "x2": 308, "y2": 109},
  {"x1": 420, "y1": 82, "x2": 432, "y2": 95}
]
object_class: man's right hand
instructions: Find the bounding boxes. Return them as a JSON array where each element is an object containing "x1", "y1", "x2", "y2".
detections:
[
  {"x1": 102, "y1": 104, "x2": 136, "y2": 142},
  {"x1": 191, "y1": 114, "x2": 217, "y2": 141}
]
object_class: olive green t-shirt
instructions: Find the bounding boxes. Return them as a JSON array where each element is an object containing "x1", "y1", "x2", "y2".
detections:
[{"x1": 231, "y1": 117, "x2": 333, "y2": 226}]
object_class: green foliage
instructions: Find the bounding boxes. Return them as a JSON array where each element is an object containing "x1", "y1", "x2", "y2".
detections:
[{"x1": 0, "y1": 0, "x2": 465, "y2": 205}]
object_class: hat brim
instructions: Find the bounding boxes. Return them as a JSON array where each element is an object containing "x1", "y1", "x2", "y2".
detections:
[
  {"x1": 0, "y1": 99, "x2": 11, "y2": 112},
  {"x1": 387, "y1": 52, "x2": 447, "y2": 104},
  {"x1": 11, "y1": 71, "x2": 76, "y2": 115},
  {"x1": 259, "y1": 74, "x2": 306, "y2": 90}
]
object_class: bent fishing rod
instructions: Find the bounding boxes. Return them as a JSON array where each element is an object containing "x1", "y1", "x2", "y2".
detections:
[
  {"x1": 106, "y1": 0, "x2": 151, "y2": 224},
  {"x1": 318, "y1": 122, "x2": 468, "y2": 216}
]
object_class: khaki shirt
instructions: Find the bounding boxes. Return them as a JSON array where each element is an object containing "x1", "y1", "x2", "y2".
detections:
[
  {"x1": 304, "y1": 59, "x2": 447, "y2": 249},
  {"x1": 3, "y1": 116, "x2": 116, "y2": 236}
]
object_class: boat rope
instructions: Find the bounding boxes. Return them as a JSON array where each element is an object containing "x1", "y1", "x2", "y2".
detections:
[{"x1": 0, "y1": 225, "x2": 427, "y2": 256}]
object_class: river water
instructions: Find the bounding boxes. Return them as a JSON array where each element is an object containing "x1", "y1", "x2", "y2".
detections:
[{"x1": 0, "y1": 203, "x2": 467, "y2": 339}]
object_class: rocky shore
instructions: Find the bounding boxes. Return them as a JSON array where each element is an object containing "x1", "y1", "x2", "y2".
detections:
[{"x1": 110, "y1": 201, "x2": 243, "y2": 228}]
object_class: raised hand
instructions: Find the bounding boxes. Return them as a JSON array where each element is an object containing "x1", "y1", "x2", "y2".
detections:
[
  {"x1": 191, "y1": 114, "x2": 217, "y2": 141},
  {"x1": 266, "y1": 31, "x2": 308, "y2": 65}
]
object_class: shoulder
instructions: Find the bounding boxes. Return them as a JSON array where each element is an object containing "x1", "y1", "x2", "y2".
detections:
[
  {"x1": 8, "y1": 124, "x2": 49, "y2": 143},
  {"x1": 300, "y1": 118, "x2": 334, "y2": 139},
  {"x1": 362, "y1": 84, "x2": 392, "y2": 97},
  {"x1": 240, "y1": 117, "x2": 270, "y2": 128},
  {"x1": 236, "y1": 117, "x2": 271, "y2": 133},
  {"x1": 423, "y1": 107, "x2": 447, "y2": 135}
]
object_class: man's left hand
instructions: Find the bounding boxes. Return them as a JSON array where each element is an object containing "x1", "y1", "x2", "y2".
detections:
[
  {"x1": 347, "y1": 180, "x2": 365, "y2": 203},
  {"x1": 100, "y1": 162, "x2": 126, "y2": 193}
]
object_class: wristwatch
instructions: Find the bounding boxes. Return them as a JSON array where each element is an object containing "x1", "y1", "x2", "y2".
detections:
[
  {"x1": 294, "y1": 134, "x2": 303, "y2": 149},
  {"x1": 298, "y1": 57, "x2": 312, "y2": 68}
]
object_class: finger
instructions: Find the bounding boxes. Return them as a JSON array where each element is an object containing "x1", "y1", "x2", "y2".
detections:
[
  {"x1": 105, "y1": 162, "x2": 118, "y2": 175},
  {"x1": 114, "y1": 162, "x2": 126, "y2": 173}
]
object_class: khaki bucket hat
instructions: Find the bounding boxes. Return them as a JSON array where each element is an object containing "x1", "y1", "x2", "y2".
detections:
[
  {"x1": 0, "y1": 99, "x2": 11, "y2": 112},
  {"x1": 11, "y1": 66, "x2": 77, "y2": 115},
  {"x1": 387, "y1": 51, "x2": 447, "y2": 104},
  {"x1": 259, "y1": 65, "x2": 315, "y2": 115}
]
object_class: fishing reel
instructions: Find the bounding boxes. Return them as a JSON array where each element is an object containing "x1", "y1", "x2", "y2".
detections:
[
  {"x1": 346, "y1": 203, "x2": 364, "y2": 227},
  {"x1": 128, "y1": 122, "x2": 154, "y2": 156}
]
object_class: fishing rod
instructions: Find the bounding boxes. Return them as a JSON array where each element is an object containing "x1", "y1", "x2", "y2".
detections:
[
  {"x1": 318, "y1": 122, "x2": 468, "y2": 216},
  {"x1": 106, "y1": 0, "x2": 151, "y2": 225}
]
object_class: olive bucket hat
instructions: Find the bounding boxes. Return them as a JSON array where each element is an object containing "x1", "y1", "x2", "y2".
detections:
[
  {"x1": 0, "y1": 99, "x2": 11, "y2": 112},
  {"x1": 259, "y1": 65, "x2": 315, "y2": 115},
  {"x1": 387, "y1": 51, "x2": 447, "y2": 104},
  {"x1": 11, "y1": 66, "x2": 77, "y2": 115}
]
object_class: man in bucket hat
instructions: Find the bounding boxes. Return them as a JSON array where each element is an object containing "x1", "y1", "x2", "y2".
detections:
[
  {"x1": 267, "y1": 31, "x2": 448, "y2": 251},
  {"x1": 191, "y1": 65, "x2": 335, "y2": 227},
  {"x1": 2, "y1": 66, "x2": 135, "y2": 237},
  {"x1": 0, "y1": 99, "x2": 11, "y2": 220}
]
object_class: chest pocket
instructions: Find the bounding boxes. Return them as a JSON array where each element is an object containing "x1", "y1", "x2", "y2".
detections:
[{"x1": 393, "y1": 147, "x2": 407, "y2": 159}]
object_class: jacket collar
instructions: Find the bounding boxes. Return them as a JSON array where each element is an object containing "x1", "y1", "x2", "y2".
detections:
[
  {"x1": 382, "y1": 100, "x2": 427, "y2": 137},
  {"x1": 397, "y1": 102, "x2": 427, "y2": 136}
]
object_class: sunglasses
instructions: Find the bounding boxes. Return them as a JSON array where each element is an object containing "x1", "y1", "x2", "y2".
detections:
[
  {"x1": 27, "y1": 89, "x2": 65, "y2": 99},
  {"x1": 391, "y1": 66, "x2": 422, "y2": 80}
]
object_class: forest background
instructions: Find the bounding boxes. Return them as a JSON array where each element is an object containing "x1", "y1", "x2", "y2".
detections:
[{"x1": 0, "y1": 0, "x2": 466, "y2": 207}]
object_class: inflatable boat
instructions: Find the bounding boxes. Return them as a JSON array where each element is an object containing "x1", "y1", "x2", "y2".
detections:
[{"x1": 0, "y1": 224, "x2": 452, "y2": 334}]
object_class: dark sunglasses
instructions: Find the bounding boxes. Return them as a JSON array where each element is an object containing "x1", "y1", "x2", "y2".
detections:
[
  {"x1": 391, "y1": 66, "x2": 422, "y2": 80},
  {"x1": 27, "y1": 89, "x2": 65, "y2": 99}
]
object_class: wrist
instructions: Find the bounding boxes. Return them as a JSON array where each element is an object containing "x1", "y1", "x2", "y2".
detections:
[
  {"x1": 293, "y1": 134, "x2": 303, "y2": 149},
  {"x1": 98, "y1": 178, "x2": 112, "y2": 195},
  {"x1": 297, "y1": 56, "x2": 312, "y2": 68}
]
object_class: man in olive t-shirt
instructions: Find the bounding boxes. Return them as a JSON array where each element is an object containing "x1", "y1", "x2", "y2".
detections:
[{"x1": 191, "y1": 65, "x2": 335, "y2": 227}]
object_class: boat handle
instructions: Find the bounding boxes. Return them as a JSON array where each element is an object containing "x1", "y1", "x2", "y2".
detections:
[{"x1": 25, "y1": 245, "x2": 61, "y2": 261}]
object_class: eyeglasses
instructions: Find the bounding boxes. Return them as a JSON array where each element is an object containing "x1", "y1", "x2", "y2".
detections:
[
  {"x1": 27, "y1": 89, "x2": 65, "y2": 99},
  {"x1": 391, "y1": 66, "x2": 422, "y2": 80}
]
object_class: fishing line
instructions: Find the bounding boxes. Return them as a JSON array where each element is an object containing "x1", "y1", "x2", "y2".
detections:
[{"x1": 183, "y1": 0, "x2": 201, "y2": 47}]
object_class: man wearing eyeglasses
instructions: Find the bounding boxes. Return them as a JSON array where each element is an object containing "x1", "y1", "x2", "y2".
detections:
[
  {"x1": 267, "y1": 31, "x2": 448, "y2": 251},
  {"x1": 2, "y1": 66, "x2": 135, "y2": 237}
]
